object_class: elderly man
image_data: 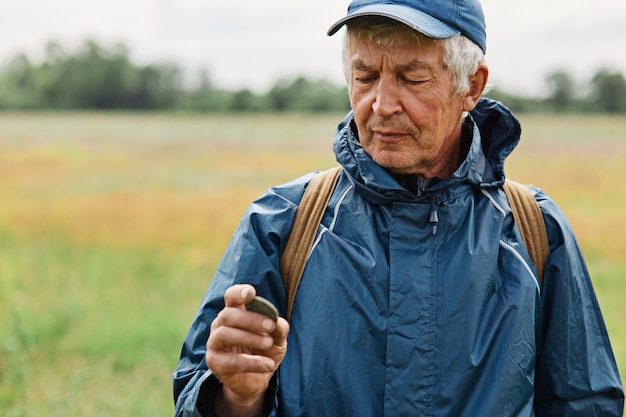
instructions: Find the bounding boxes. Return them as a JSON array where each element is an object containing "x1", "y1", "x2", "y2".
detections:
[{"x1": 173, "y1": 1, "x2": 624, "y2": 416}]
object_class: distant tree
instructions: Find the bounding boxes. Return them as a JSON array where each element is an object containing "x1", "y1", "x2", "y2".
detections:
[
  {"x1": 545, "y1": 70, "x2": 576, "y2": 112},
  {"x1": 231, "y1": 88, "x2": 266, "y2": 112},
  {"x1": 484, "y1": 88, "x2": 545, "y2": 113},
  {"x1": 297, "y1": 79, "x2": 349, "y2": 112},
  {"x1": 131, "y1": 63, "x2": 181, "y2": 109},
  {"x1": 179, "y1": 68, "x2": 235, "y2": 112},
  {"x1": 266, "y1": 78, "x2": 293, "y2": 111},
  {"x1": 69, "y1": 40, "x2": 137, "y2": 108},
  {"x1": 37, "y1": 41, "x2": 74, "y2": 107},
  {"x1": 0, "y1": 54, "x2": 38, "y2": 109},
  {"x1": 0, "y1": 39, "x2": 184, "y2": 110},
  {"x1": 265, "y1": 76, "x2": 349, "y2": 113},
  {"x1": 589, "y1": 68, "x2": 626, "y2": 113}
]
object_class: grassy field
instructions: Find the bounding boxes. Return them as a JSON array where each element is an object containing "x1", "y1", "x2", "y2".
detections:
[{"x1": 1, "y1": 112, "x2": 624, "y2": 416}]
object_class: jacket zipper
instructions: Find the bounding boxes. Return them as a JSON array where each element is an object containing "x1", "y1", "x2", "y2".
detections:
[
  {"x1": 428, "y1": 197, "x2": 439, "y2": 236},
  {"x1": 417, "y1": 179, "x2": 440, "y2": 236}
]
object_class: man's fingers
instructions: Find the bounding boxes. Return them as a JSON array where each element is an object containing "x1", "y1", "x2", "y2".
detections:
[
  {"x1": 206, "y1": 350, "x2": 276, "y2": 375},
  {"x1": 224, "y1": 284, "x2": 256, "y2": 307},
  {"x1": 272, "y1": 317, "x2": 290, "y2": 343},
  {"x1": 212, "y1": 305, "x2": 277, "y2": 335},
  {"x1": 209, "y1": 325, "x2": 274, "y2": 351}
]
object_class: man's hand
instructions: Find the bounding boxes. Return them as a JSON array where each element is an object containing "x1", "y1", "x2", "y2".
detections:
[{"x1": 206, "y1": 284, "x2": 289, "y2": 417}]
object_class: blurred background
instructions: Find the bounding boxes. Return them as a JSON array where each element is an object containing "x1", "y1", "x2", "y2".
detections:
[
  {"x1": 1, "y1": 1, "x2": 625, "y2": 416},
  {"x1": 1, "y1": 0, "x2": 626, "y2": 112}
]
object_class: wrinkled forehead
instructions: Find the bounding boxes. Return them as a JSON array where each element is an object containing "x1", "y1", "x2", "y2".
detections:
[{"x1": 348, "y1": 37, "x2": 446, "y2": 74}]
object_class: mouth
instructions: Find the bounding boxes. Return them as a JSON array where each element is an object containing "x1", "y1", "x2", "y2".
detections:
[{"x1": 372, "y1": 129, "x2": 410, "y2": 143}]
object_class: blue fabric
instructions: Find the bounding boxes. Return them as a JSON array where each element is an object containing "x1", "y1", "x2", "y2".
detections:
[
  {"x1": 173, "y1": 98, "x2": 623, "y2": 417},
  {"x1": 327, "y1": 0, "x2": 487, "y2": 54}
]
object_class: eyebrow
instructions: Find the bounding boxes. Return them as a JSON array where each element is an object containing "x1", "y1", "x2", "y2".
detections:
[
  {"x1": 351, "y1": 58, "x2": 435, "y2": 73},
  {"x1": 398, "y1": 60, "x2": 433, "y2": 72},
  {"x1": 352, "y1": 59, "x2": 373, "y2": 72}
]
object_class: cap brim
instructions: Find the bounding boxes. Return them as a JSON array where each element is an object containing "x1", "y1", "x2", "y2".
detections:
[{"x1": 327, "y1": 3, "x2": 460, "y2": 39}]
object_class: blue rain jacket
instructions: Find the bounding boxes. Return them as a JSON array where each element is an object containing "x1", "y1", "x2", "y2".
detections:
[{"x1": 173, "y1": 99, "x2": 624, "y2": 416}]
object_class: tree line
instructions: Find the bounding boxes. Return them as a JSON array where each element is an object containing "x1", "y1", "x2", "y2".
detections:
[
  {"x1": 488, "y1": 69, "x2": 626, "y2": 114},
  {"x1": 1, "y1": 40, "x2": 625, "y2": 113},
  {"x1": 0, "y1": 40, "x2": 350, "y2": 113}
]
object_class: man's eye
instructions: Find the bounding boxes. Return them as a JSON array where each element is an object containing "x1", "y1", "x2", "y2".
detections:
[
  {"x1": 404, "y1": 78, "x2": 429, "y2": 85},
  {"x1": 355, "y1": 75, "x2": 377, "y2": 83}
]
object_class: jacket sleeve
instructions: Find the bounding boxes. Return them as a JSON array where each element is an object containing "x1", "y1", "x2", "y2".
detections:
[
  {"x1": 533, "y1": 191, "x2": 624, "y2": 416},
  {"x1": 172, "y1": 177, "x2": 310, "y2": 417}
]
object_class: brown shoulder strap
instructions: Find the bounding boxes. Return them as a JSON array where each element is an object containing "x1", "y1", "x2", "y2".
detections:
[
  {"x1": 280, "y1": 173, "x2": 548, "y2": 321},
  {"x1": 503, "y1": 179, "x2": 550, "y2": 284},
  {"x1": 280, "y1": 166, "x2": 342, "y2": 320}
]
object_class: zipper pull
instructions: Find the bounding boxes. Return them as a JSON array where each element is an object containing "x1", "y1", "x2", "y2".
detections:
[{"x1": 429, "y1": 201, "x2": 439, "y2": 236}]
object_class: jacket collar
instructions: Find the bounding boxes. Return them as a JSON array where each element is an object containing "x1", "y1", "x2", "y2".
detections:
[{"x1": 333, "y1": 98, "x2": 521, "y2": 203}]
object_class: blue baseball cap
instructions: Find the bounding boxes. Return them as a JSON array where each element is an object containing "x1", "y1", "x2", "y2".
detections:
[{"x1": 327, "y1": 0, "x2": 487, "y2": 54}]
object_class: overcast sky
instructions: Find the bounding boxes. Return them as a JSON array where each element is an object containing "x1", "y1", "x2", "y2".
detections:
[{"x1": 1, "y1": 0, "x2": 625, "y2": 96}]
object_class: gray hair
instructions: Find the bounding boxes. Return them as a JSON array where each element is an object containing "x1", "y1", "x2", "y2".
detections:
[{"x1": 342, "y1": 17, "x2": 487, "y2": 95}]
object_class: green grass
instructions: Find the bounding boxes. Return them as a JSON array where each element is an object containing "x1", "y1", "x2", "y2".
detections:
[
  {"x1": 0, "y1": 237, "x2": 209, "y2": 416},
  {"x1": 1, "y1": 112, "x2": 624, "y2": 416}
]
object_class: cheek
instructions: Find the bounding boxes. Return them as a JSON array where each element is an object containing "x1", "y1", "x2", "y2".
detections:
[
  {"x1": 349, "y1": 86, "x2": 369, "y2": 111},
  {"x1": 349, "y1": 90, "x2": 372, "y2": 130}
]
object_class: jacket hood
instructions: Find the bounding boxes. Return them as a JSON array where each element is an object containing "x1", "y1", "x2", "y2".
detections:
[{"x1": 333, "y1": 98, "x2": 521, "y2": 203}]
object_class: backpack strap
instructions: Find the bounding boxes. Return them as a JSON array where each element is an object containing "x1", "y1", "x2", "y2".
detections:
[
  {"x1": 279, "y1": 170, "x2": 549, "y2": 320},
  {"x1": 503, "y1": 179, "x2": 550, "y2": 284},
  {"x1": 280, "y1": 166, "x2": 342, "y2": 321}
]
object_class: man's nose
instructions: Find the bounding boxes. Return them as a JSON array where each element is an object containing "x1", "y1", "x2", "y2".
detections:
[{"x1": 372, "y1": 77, "x2": 402, "y2": 116}]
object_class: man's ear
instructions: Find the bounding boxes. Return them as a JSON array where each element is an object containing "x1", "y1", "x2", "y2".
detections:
[{"x1": 463, "y1": 64, "x2": 489, "y2": 111}]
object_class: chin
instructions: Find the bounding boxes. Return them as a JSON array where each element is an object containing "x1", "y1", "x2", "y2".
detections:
[{"x1": 370, "y1": 150, "x2": 412, "y2": 169}]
